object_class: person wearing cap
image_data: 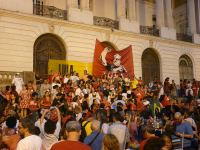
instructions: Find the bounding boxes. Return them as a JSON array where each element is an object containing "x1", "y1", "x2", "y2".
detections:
[
  {"x1": 12, "y1": 73, "x2": 23, "y2": 94},
  {"x1": 50, "y1": 121, "x2": 92, "y2": 150}
]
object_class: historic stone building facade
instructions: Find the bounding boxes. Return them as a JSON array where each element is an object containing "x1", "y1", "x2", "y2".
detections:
[{"x1": 0, "y1": 0, "x2": 200, "y2": 89}]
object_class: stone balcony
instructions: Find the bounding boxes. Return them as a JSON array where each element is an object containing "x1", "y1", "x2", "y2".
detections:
[
  {"x1": 140, "y1": 25, "x2": 159, "y2": 37},
  {"x1": 33, "y1": 3, "x2": 67, "y2": 20},
  {"x1": 93, "y1": 16, "x2": 119, "y2": 30},
  {"x1": 176, "y1": 33, "x2": 192, "y2": 43}
]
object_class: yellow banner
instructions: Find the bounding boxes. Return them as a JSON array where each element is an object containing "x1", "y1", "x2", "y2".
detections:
[{"x1": 48, "y1": 59, "x2": 93, "y2": 78}]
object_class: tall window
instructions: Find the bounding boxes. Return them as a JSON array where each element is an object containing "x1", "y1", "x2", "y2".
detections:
[{"x1": 179, "y1": 55, "x2": 193, "y2": 82}]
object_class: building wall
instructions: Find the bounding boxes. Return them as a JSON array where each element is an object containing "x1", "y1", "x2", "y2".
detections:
[{"x1": 0, "y1": 9, "x2": 200, "y2": 84}]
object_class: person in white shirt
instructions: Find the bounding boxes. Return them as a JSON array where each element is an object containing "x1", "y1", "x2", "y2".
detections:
[
  {"x1": 70, "y1": 71, "x2": 79, "y2": 83},
  {"x1": 12, "y1": 73, "x2": 24, "y2": 94},
  {"x1": 75, "y1": 107, "x2": 82, "y2": 121},
  {"x1": 186, "y1": 81, "x2": 192, "y2": 89},
  {"x1": 63, "y1": 73, "x2": 70, "y2": 84},
  {"x1": 16, "y1": 118, "x2": 42, "y2": 150},
  {"x1": 185, "y1": 86, "x2": 193, "y2": 96},
  {"x1": 40, "y1": 106, "x2": 61, "y2": 150}
]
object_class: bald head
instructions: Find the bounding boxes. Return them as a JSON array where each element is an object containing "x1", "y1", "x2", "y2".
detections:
[
  {"x1": 174, "y1": 112, "x2": 181, "y2": 118},
  {"x1": 91, "y1": 120, "x2": 100, "y2": 131}
]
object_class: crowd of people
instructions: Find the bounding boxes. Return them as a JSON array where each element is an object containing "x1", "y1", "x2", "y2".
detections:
[{"x1": 0, "y1": 70, "x2": 200, "y2": 150}]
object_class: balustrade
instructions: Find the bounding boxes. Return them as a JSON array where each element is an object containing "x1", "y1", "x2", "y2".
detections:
[
  {"x1": 33, "y1": 3, "x2": 67, "y2": 20},
  {"x1": 0, "y1": 72, "x2": 24, "y2": 92},
  {"x1": 176, "y1": 33, "x2": 192, "y2": 43},
  {"x1": 93, "y1": 16, "x2": 119, "y2": 29},
  {"x1": 140, "y1": 26, "x2": 159, "y2": 37}
]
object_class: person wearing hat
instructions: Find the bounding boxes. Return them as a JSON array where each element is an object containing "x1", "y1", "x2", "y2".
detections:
[{"x1": 12, "y1": 73, "x2": 23, "y2": 94}]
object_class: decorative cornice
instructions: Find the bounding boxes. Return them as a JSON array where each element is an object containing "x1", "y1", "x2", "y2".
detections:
[{"x1": 0, "y1": 8, "x2": 199, "y2": 48}]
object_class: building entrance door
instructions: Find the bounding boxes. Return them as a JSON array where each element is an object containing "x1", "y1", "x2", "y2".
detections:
[
  {"x1": 142, "y1": 48, "x2": 160, "y2": 87},
  {"x1": 33, "y1": 34, "x2": 66, "y2": 79}
]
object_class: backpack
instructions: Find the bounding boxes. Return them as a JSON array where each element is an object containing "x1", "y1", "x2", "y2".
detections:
[{"x1": 79, "y1": 121, "x2": 90, "y2": 142}]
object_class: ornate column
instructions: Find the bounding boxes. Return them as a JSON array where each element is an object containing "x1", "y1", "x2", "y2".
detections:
[
  {"x1": 67, "y1": 0, "x2": 78, "y2": 8},
  {"x1": 155, "y1": 0, "x2": 165, "y2": 28},
  {"x1": 164, "y1": 0, "x2": 173, "y2": 28},
  {"x1": 127, "y1": 0, "x2": 136, "y2": 20},
  {"x1": 187, "y1": 0, "x2": 197, "y2": 35},
  {"x1": 117, "y1": 0, "x2": 126, "y2": 19},
  {"x1": 80, "y1": 0, "x2": 89, "y2": 10}
]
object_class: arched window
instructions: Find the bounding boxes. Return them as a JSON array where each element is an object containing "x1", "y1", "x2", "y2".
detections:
[{"x1": 179, "y1": 55, "x2": 193, "y2": 82}]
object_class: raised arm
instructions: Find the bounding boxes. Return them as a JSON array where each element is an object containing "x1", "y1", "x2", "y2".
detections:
[
  {"x1": 54, "y1": 106, "x2": 61, "y2": 124},
  {"x1": 40, "y1": 109, "x2": 49, "y2": 125},
  {"x1": 100, "y1": 47, "x2": 111, "y2": 66}
]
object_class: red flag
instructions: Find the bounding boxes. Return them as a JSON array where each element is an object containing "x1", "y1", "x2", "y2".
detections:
[{"x1": 93, "y1": 39, "x2": 134, "y2": 78}]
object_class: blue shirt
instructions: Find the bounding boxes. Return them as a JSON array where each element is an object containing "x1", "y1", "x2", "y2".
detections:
[
  {"x1": 0, "y1": 92, "x2": 5, "y2": 102},
  {"x1": 176, "y1": 122, "x2": 193, "y2": 147},
  {"x1": 84, "y1": 131, "x2": 104, "y2": 150}
]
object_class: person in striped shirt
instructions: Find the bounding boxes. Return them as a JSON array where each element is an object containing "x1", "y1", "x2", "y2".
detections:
[{"x1": 165, "y1": 125, "x2": 181, "y2": 150}]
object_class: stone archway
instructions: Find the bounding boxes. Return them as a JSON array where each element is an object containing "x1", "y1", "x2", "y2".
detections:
[
  {"x1": 179, "y1": 54, "x2": 193, "y2": 82},
  {"x1": 142, "y1": 48, "x2": 160, "y2": 86},
  {"x1": 33, "y1": 34, "x2": 66, "y2": 79},
  {"x1": 102, "y1": 41, "x2": 117, "y2": 51}
]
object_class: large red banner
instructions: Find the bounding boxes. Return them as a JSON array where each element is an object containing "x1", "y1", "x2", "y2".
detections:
[{"x1": 92, "y1": 39, "x2": 134, "y2": 78}]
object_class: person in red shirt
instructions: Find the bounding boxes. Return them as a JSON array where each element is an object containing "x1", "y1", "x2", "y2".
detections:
[
  {"x1": 128, "y1": 99, "x2": 136, "y2": 112},
  {"x1": 183, "y1": 79, "x2": 187, "y2": 91},
  {"x1": 159, "y1": 95, "x2": 171, "y2": 108},
  {"x1": 65, "y1": 91, "x2": 73, "y2": 104},
  {"x1": 41, "y1": 91, "x2": 52, "y2": 109},
  {"x1": 193, "y1": 78, "x2": 199, "y2": 88},
  {"x1": 48, "y1": 70, "x2": 55, "y2": 84},
  {"x1": 138, "y1": 77, "x2": 144, "y2": 86},
  {"x1": 164, "y1": 79, "x2": 170, "y2": 93},
  {"x1": 91, "y1": 80, "x2": 98, "y2": 90},
  {"x1": 28, "y1": 92, "x2": 40, "y2": 122},
  {"x1": 153, "y1": 76, "x2": 159, "y2": 84},
  {"x1": 62, "y1": 111, "x2": 73, "y2": 128},
  {"x1": 5, "y1": 86, "x2": 11, "y2": 103},
  {"x1": 137, "y1": 98, "x2": 145, "y2": 114},
  {"x1": 10, "y1": 85, "x2": 19, "y2": 99},
  {"x1": 139, "y1": 125, "x2": 159, "y2": 150},
  {"x1": 134, "y1": 86, "x2": 145, "y2": 104},
  {"x1": 50, "y1": 121, "x2": 92, "y2": 150},
  {"x1": 180, "y1": 80, "x2": 185, "y2": 97},
  {"x1": 192, "y1": 83, "x2": 198, "y2": 100}
]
